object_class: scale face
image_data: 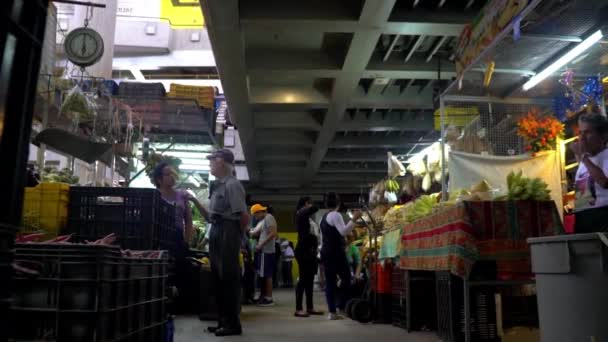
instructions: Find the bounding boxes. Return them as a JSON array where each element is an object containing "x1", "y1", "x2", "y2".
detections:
[{"x1": 64, "y1": 27, "x2": 104, "y2": 67}]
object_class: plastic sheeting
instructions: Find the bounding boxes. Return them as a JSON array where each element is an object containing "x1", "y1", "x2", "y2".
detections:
[{"x1": 448, "y1": 150, "x2": 563, "y2": 219}]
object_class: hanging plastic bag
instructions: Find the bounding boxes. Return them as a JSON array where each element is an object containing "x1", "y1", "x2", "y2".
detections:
[
  {"x1": 387, "y1": 152, "x2": 406, "y2": 178},
  {"x1": 60, "y1": 85, "x2": 95, "y2": 124}
]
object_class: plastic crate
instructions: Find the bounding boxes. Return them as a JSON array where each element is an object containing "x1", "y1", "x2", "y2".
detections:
[
  {"x1": 391, "y1": 266, "x2": 405, "y2": 297},
  {"x1": 21, "y1": 182, "x2": 70, "y2": 239},
  {"x1": 11, "y1": 244, "x2": 168, "y2": 341},
  {"x1": 66, "y1": 187, "x2": 178, "y2": 252},
  {"x1": 391, "y1": 294, "x2": 407, "y2": 329},
  {"x1": 10, "y1": 308, "x2": 125, "y2": 342},
  {"x1": 168, "y1": 83, "x2": 216, "y2": 109},
  {"x1": 118, "y1": 82, "x2": 166, "y2": 98},
  {"x1": 0, "y1": 224, "x2": 16, "y2": 342},
  {"x1": 405, "y1": 270, "x2": 437, "y2": 332},
  {"x1": 435, "y1": 271, "x2": 499, "y2": 342}
]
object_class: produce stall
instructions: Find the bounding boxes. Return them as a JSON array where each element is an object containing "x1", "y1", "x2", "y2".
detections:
[{"x1": 380, "y1": 0, "x2": 608, "y2": 340}]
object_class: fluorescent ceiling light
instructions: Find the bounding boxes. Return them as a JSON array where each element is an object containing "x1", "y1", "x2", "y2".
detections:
[{"x1": 523, "y1": 30, "x2": 603, "y2": 91}]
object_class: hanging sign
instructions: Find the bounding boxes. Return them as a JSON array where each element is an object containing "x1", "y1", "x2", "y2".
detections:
[{"x1": 454, "y1": 0, "x2": 528, "y2": 81}]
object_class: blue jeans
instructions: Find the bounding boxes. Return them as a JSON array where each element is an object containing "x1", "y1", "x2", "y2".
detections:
[{"x1": 322, "y1": 252, "x2": 352, "y2": 314}]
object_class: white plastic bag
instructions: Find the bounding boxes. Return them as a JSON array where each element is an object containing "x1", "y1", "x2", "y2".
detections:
[{"x1": 388, "y1": 152, "x2": 406, "y2": 178}]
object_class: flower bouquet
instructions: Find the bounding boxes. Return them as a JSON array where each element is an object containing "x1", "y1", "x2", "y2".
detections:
[{"x1": 517, "y1": 108, "x2": 564, "y2": 154}]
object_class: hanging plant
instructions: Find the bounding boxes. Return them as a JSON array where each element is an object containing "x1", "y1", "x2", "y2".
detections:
[{"x1": 517, "y1": 108, "x2": 564, "y2": 154}]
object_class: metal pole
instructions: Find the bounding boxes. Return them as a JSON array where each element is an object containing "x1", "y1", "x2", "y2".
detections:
[
  {"x1": 52, "y1": 0, "x2": 106, "y2": 8},
  {"x1": 439, "y1": 96, "x2": 448, "y2": 201},
  {"x1": 464, "y1": 279, "x2": 471, "y2": 342}
]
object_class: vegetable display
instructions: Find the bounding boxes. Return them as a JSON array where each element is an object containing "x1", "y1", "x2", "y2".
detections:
[{"x1": 41, "y1": 167, "x2": 79, "y2": 184}]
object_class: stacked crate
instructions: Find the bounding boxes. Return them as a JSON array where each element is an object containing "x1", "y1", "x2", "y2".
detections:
[
  {"x1": 167, "y1": 84, "x2": 217, "y2": 109},
  {"x1": 0, "y1": 224, "x2": 16, "y2": 342},
  {"x1": 21, "y1": 182, "x2": 70, "y2": 240},
  {"x1": 436, "y1": 271, "x2": 499, "y2": 342},
  {"x1": 391, "y1": 266, "x2": 407, "y2": 329},
  {"x1": 66, "y1": 187, "x2": 178, "y2": 254},
  {"x1": 10, "y1": 244, "x2": 168, "y2": 341},
  {"x1": 118, "y1": 82, "x2": 166, "y2": 98}
]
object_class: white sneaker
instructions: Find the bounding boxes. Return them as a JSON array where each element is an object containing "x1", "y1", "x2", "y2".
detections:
[{"x1": 328, "y1": 313, "x2": 344, "y2": 320}]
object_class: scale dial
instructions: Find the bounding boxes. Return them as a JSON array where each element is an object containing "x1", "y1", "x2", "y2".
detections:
[{"x1": 64, "y1": 27, "x2": 104, "y2": 67}]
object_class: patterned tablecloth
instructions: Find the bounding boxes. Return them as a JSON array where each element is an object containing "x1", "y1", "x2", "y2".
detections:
[{"x1": 399, "y1": 201, "x2": 563, "y2": 279}]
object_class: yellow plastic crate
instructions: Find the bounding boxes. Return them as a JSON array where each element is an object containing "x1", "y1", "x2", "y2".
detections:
[
  {"x1": 21, "y1": 182, "x2": 70, "y2": 238},
  {"x1": 433, "y1": 106, "x2": 480, "y2": 130},
  {"x1": 168, "y1": 84, "x2": 216, "y2": 108}
]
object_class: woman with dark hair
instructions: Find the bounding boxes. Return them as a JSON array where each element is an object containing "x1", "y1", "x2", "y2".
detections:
[
  {"x1": 151, "y1": 162, "x2": 193, "y2": 248},
  {"x1": 320, "y1": 192, "x2": 361, "y2": 320},
  {"x1": 571, "y1": 113, "x2": 608, "y2": 232},
  {"x1": 293, "y1": 196, "x2": 323, "y2": 318}
]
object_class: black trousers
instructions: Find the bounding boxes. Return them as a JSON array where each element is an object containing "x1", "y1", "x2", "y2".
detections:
[
  {"x1": 295, "y1": 249, "x2": 317, "y2": 311},
  {"x1": 322, "y1": 252, "x2": 351, "y2": 314},
  {"x1": 209, "y1": 220, "x2": 242, "y2": 330},
  {"x1": 282, "y1": 260, "x2": 293, "y2": 287},
  {"x1": 575, "y1": 206, "x2": 608, "y2": 233}
]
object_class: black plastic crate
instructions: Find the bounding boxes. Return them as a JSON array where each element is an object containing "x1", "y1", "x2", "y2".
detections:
[
  {"x1": 10, "y1": 308, "x2": 125, "y2": 342},
  {"x1": 13, "y1": 244, "x2": 129, "y2": 311},
  {"x1": 391, "y1": 266, "x2": 405, "y2": 297},
  {"x1": 391, "y1": 294, "x2": 407, "y2": 329},
  {"x1": 0, "y1": 224, "x2": 16, "y2": 300},
  {"x1": 405, "y1": 270, "x2": 437, "y2": 332},
  {"x1": 118, "y1": 82, "x2": 166, "y2": 98},
  {"x1": 66, "y1": 187, "x2": 178, "y2": 252},
  {"x1": 436, "y1": 271, "x2": 499, "y2": 342}
]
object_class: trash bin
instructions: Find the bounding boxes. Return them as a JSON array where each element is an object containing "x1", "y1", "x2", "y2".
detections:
[{"x1": 528, "y1": 233, "x2": 608, "y2": 342}]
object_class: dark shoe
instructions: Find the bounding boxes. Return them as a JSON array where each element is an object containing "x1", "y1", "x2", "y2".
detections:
[
  {"x1": 294, "y1": 311, "x2": 310, "y2": 318},
  {"x1": 215, "y1": 327, "x2": 242, "y2": 336},
  {"x1": 307, "y1": 310, "x2": 324, "y2": 316},
  {"x1": 257, "y1": 298, "x2": 275, "y2": 307},
  {"x1": 206, "y1": 326, "x2": 221, "y2": 333}
]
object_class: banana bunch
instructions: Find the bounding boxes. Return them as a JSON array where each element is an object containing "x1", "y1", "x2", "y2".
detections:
[
  {"x1": 405, "y1": 194, "x2": 438, "y2": 222},
  {"x1": 385, "y1": 178, "x2": 400, "y2": 193},
  {"x1": 507, "y1": 171, "x2": 551, "y2": 201}
]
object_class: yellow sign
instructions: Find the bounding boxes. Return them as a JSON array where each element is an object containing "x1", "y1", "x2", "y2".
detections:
[{"x1": 160, "y1": 0, "x2": 204, "y2": 28}]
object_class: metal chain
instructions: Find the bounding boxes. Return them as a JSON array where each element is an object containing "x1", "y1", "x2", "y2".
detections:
[{"x1": 83, "y1": 6, "x2": 94, "y2": 27}]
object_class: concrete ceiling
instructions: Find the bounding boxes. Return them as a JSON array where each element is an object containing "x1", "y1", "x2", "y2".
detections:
[{"x1": 200, "y1": 0, "x2": 487, "y2": 205}]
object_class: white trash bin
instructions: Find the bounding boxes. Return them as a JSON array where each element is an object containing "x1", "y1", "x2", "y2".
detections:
[{"x1": 528, "y1": 233, "x2": 608, "y2": 342}]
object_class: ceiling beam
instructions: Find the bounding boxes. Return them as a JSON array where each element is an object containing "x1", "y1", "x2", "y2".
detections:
[
  {"x1": 340, "y1": 116, "x2": 434, "y2": 131},
  {"x1": 241, "y1": 19, "x2": 467, "y2": 37},
  {"x1": 426, "y1": 35, "x2": 449, "y2": 62},
  {"x1": 254, "y1": 112, "x2": 322, "y2": 130},
  {"x1": 199, "y1": 0, "x2": 259, "y2": 182},
  {"x1": 302, "y1": 0, "x2": 397, "y2": 186},
  {"x1": 383, "y1": 34, "x2": 401, "y2": 62},
  {"x1": 324, "y1": 150, "x2": 387, "y2": 162},
  {"x1": 405, "y1": 35, "x2": 426, "y2": 62},
  {"x1": 330, "y1": 135, "x2": 433, "y2": 149},
  {"x1": 249, "y1": 86, "x2": 330, "y2": 107},
  {"x1": 256, "y1": 130, "x2": 316, "y2": 147}
]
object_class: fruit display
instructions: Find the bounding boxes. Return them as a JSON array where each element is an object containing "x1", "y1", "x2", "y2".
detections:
[
  {"x1": 384, "y1": 178, "x2": 400, "y2": 193},
  {"x1": 405, "y1": 194, "x2": 440, "y2": 223},
  {"x1": 383, "y1": 203, "x2": 413, "y2": 230},
  {"x1": 506, "y1": 171, "x2": 551, "y2": 201}
]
